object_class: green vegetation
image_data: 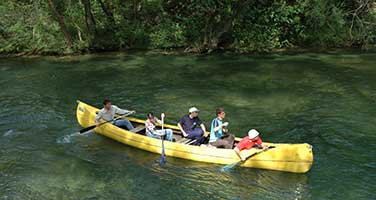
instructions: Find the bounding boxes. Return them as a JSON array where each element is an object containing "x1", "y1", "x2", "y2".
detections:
[{"x1": 1, "y1": 0, "x2": 375, "y2": 55}]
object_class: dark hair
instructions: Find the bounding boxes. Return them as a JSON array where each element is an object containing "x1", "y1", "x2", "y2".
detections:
[
  {"x1": 103, "y1": 99, "x2": 111, "y2": 105},
  {"x1": 147, "y1": 112, "x2": 154, "y2": 119},
  {"x1": 216, "y1": 107, "x2": 225, "y2": 115}
]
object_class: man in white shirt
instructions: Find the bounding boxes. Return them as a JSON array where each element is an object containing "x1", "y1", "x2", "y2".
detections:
[{"x1": 95, "y1": 99, "x2": 135, "y2": 130}]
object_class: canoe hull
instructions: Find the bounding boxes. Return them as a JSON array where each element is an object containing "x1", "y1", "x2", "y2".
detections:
[{"x1": 76, "y1": 101, "x2": 313, "y2": 173}]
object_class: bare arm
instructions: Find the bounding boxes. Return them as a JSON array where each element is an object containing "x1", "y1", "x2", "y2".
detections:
[
  {"x1": 213, "y1": 122, "x2": 229, "y2": 132},
  {"x1": 114, "y1": 105, "x2": 135, "y2": 115},
  {"x1": 257, "y1": 138, "x2": 267, "y2": 149},
  {"x1": 95, "y1": 110, "x2": 103, "y2": 125},
  {"x1": 177, "y1": 123, "x2": 188, "y2": 137},
  {"x1": 201, "y1": 124, "x2": 208, "y2": 137},
  {"x1": 213, "y1": 125, "x2": 222, "y2": 132},
  {"x1": 153, "y1": 131, "x2": 165, "y2": 136},
  {"x1": 155, "y1": 117, "x2": 162, "y2": 124}
]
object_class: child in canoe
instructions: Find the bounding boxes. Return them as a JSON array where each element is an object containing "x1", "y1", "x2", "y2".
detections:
[
  {"x1": 145, "y1": 113, "x2": 174, "y2": 141},
  {"x1": 234, "y1": 129, "x2": 267, "y2": 161}
]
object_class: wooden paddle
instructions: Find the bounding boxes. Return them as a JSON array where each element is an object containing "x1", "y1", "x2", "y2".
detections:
[
  {"x1": 221, "y1": 146, "x2": 276, "y2": 171},
  {"x1": 79, "y1": 112, "x2": 134, "y2": 134},
  {"x1": 160, "y1": 113, "x2": 166, "y2": 165}
]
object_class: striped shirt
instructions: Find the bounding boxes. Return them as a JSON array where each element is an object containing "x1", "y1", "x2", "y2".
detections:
[
  {"x1": 209, "y1": 117, "x2": 223, "y2": 143},
  {"x1": 145, "y1": 118, "x2": 162, "y2": 135}
]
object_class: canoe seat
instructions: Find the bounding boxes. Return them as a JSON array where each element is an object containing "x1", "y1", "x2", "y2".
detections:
[
  {"x1": 177, "y1": 138, "x2": 190, "y2": 143},
  {"x1": 176, "y1": 138, "x2": 196, "y2": 145},
  {"x1": 129, "y1": 125, "x2": 145, "y2": 133},
  {"x1": 172, "y1": 130, "x2": 183, "y2": 135},
  {"x1": 186, "y1": 139, "x2": 197, "y2": 145}
]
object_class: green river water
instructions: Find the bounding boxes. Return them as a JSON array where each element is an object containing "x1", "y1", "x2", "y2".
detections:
[{"x1": 0, "y1": 52, "x2": 375, "y2": 200}]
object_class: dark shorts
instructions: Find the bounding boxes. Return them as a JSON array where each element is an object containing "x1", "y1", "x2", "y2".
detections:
[
  {"x1": 210, "y1": 134, "x2": 235, "y2": 149},
  {"x1": 187, "y1": 128, "x2": 204, "y2": 139},
  {"x1": 186, "y1": 128, "x2": 207, "y2": 145}
]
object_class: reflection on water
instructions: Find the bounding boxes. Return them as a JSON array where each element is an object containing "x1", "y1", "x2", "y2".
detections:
[{"x1": 0, "y1": 52, "x2": 375, "y2": 199}]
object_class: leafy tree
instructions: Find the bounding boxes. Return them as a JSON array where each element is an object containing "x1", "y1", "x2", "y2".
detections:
[{"x1": 0, "y1": 0, "x2": 375, "y2": 55}]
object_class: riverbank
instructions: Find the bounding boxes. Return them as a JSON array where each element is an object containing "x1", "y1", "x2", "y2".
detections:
[
  {"x1": 2, "y1": 0, "x2": 375, "y2": 60},
  {"x1": 2, "y1": 46, "x2": 376, "y2": 59}
]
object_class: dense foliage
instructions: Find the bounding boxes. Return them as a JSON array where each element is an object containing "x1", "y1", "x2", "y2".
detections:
[{"x1": 1, "y1": 0, "x2": 375, "y2": 55}]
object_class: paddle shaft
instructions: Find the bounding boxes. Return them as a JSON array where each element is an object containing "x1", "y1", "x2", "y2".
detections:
[
  {"x1": 160, "y1": 114, "x2": 166, "y2": 165},
  {"x1": 79, "y1": 112, "x2": 133, "y2": 133},
  {"x1": 222, "y1": 146, "x2": 275, "y2": 171}
]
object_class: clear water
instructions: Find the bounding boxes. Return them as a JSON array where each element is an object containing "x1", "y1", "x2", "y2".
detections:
[{"x1": 0, "y1": 52, "x2": 375, "y2": 199}]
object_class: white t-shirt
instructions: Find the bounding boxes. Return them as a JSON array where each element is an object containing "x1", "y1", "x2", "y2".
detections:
[{"x1": 95, "y1": 105, "x2": 130, "y2": 122}]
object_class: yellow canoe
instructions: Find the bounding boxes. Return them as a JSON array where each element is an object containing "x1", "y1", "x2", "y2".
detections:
[{"x1": 76, "y1": 100, "x2": 313, "y2": 173}]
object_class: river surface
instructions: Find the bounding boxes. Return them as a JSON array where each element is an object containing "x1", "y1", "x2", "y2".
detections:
[{"x1": 0, "y1": 51, "x2": 375, "y2": 199}]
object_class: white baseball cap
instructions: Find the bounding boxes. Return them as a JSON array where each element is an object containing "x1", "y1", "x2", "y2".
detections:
[
  {"x1": 189, "y1": 107, "x2": 199, "y2": 113},
  {"x1": 248, "y1": 129, "x2": 260, "y2": 139}
]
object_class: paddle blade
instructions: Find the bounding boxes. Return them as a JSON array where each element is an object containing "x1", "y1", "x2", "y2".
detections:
[
  {"x1": 161, "y1": 152, "x2": 165, "y2": 165},
  {"x1": 160, "y1": 139, "x2": 166, "y2": 165},
  {"x1": 79, "y1": 125, "x2": 96, "y2": 133},
  {"x1": 221, "y1": 160, "x2": 241, "y2": 172}
]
